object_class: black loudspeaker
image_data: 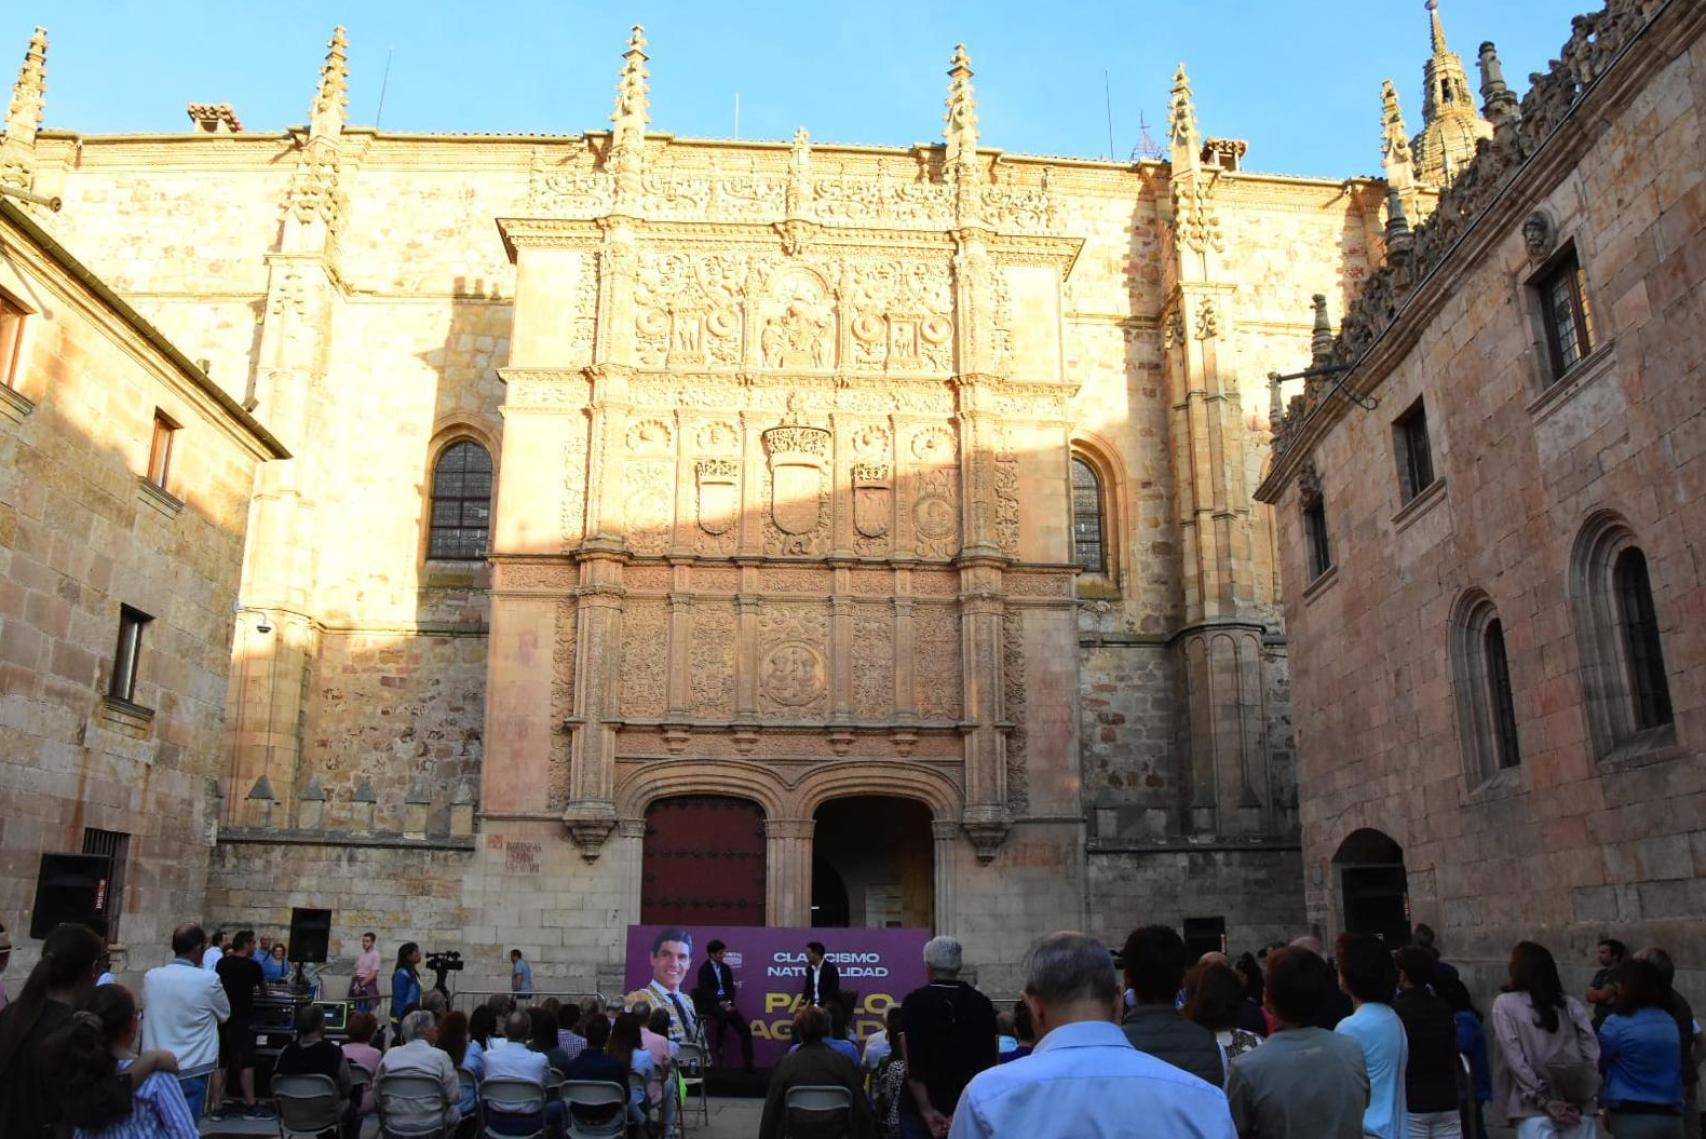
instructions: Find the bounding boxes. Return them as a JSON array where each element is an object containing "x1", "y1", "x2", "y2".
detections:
[
  {"x1": 288, "y1": 907, "x2": 331, "y2": 964},
  {"x1": 30, "y1": 853, "x2": 112, "y2": 939}
]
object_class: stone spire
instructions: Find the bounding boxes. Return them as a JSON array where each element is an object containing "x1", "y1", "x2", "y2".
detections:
[
  {"x1": 1412, "y1": 0, "x2": 1492, "y2": 188},
  {"x1": 1310, "y1": 294, "x2": 1335, "y2": 369},
  {"x1": 308, "y1": 26, "x2": 347, "y2": 141},
  {"x1": 943, "y1": 43, "x2": 980, "y2": 175},
  {"x1": 1380, "y1": 80, "x2": 1415, "y2": 193},
  {"x1": 786, "y1": 126, "x2": 812, "y2": 217},
  {"x1": 1476, "y1": 40, "x2": 1520, "y2": 129},
  {"x1": 1, "y1": 27, "x2": 46, "y2": 191},
  {"x1": 3, "y1": 26, "x2": 46, "y2": 146},
  {"x1": 609, "y1": 25, "x2": 650, "y2": 185},
  {"x1": 1168, "y1": 63, "x2": 1200, "y2": 164}
]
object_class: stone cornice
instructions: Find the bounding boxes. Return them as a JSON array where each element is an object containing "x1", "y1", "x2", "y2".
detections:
[{"x1": 1257, "y1": 0, "x2": 1697, "y2": 504}]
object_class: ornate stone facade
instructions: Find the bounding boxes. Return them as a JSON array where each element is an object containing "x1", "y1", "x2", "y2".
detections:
[{"x1": 4, "y1": 23, "x2": 1398, "y2": 990}]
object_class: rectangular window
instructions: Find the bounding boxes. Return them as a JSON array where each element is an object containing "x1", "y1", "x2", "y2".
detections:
[
  {"x1": 0, "y1": 292, "x2": 24, "y2": 389},
  {"x1": 1392, "y1": 398, "x2": 1436, "y2": 504},
  {"x1": 1303, "y1": 497, "x2": 1332, "y2": 580},
  {"x1": 147, "y1": 411, "x2": 179, "y2": 490},
  {"x1": 1538, "y1": 251, "x2": 1592, "y2": 382},
  {"x1": 109, "y1": 605, "x2": 152, "y2": 704},
  {"x1": 80, "y1": 828, "x2": 130, "y2": 945}
]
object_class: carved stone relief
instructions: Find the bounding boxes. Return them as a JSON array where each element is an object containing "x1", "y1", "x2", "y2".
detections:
[
  {"x1": 619, "y1": 601, "x2": 670, "y2": 718},
  {"x1": 762, "y1": 403, "x2": 832, "y2": 556},
  {"x1": 853, "y1": 603, "x2": 894, "y2": 721},
  {"x1": 756, "y1": 605, "x2": 829, "y2": 717},
  {"x1": 688, "y1": 603, "x2": 737, "y2": 718},
  {"x1": 913, "y1": 604, "x2": 963, "y2": 720},
  {"x1": 992, "y1": 428, "x2": 1021, "y2": 557},
  {"x1": 1001, "y1": 607, "x2": 1030, "y2": 812},
  {"x1": 548, "y1": 599, "x2": 576, "y2": 811}
]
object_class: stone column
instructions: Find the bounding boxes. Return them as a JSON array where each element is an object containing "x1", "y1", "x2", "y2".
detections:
[
  {"x1": 564, "y1": 554, "x2": 624, "y2": 856},
  {"x1": 764, "y1": 817, "x2": 814, "y2": 927},
  {"x1": 616, "y1": 819, "x2": 648, "y2": 930},
  {"x1": 931, "y1": 820, "x2": 960, "y2": 936},
  {"x1": 959, "y1": 561, "x2": 1010, "y2": 862}
]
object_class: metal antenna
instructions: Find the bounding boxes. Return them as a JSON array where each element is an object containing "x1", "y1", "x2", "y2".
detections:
[
  {"x1": 1132, "y1": 111, "x2": 1164, "y2": 161},
  {"x1": 375, "y1": 46, "x2": 395, "y2": 129},
  {"x1": 1104, "y1": 69, "x2": 1116, "y2": 160}
]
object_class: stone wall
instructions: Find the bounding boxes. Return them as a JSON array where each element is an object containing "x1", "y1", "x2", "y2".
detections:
[
  {"x1": 0, "y1": 202, "x2": 279, "y2": 970},
  {"x1": 1261, "y1": 0, "x2": 1706, "y2": 984}
]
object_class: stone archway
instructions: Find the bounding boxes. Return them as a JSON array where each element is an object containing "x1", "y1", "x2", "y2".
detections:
[
  {"x1": 811, "y1": 796, "x2": 935, "y2": 930},
  {"x1": 1333, "y1": 827, "x2": 1410, "y2": 945}
]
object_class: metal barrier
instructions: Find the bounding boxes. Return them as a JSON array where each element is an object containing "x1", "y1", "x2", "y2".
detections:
[{"x1": 447, "y1": 989, "x2": 611, "y2": 1014}]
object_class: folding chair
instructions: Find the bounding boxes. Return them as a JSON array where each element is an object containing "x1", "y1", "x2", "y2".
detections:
[
  {"x1": 674, "y1": 1042, "x2": 710, "y2": 1134},
  {"x1": 376, "y1": 1071, "x2": 451, "y2": 1139},
  {"x1": 478, "y1": 1077, "x2": 547, "y2": 1139},
  {"x1": 274, "y1": 1073, "x2": 344, "y2": 1139},
  {"x1": 561, "y1": 1080, "x2": 627, "y2": 1139},
  {"x1": 783, "y1": 1085, "x2": 853, "y2": 1139},
  {"x1": 545, "y1": 1068, "x2": 566, "y2": 1103},
  {"x1": 627, "y1": 1070, "x2": 654, "y2": 1131}
]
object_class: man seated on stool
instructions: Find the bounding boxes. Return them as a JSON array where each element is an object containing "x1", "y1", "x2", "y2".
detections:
[{"x1": 694, "y1": 939, "x2": 756, "y2": 1072}]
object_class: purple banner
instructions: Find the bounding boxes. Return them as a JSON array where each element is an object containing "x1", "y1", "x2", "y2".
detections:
[{"x1": 622, "y1": 925, "x2": 929, "y2": 1069}]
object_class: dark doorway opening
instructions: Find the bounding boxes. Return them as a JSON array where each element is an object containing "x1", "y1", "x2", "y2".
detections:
[
  {"x1": 641, "y1": 795, "x2": 766, "y2": 927},
  {"x1": 1334, "y1": 828, "x2": 1411, "y2": 946},
  {"x1": 811, "y1": 797, "x2": 934, "y2": 929}
]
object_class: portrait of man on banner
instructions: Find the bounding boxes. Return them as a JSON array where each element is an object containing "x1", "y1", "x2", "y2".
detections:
[{"x1": 625, "y1": 925, "x2": 698, "y2": 1042}]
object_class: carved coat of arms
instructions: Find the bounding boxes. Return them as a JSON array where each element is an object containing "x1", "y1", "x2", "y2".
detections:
[
  {"x1": 695, "y1": 458, "x2": 739, "y2": 536},
  {"x1": 852, "y1": 462, "x2": 891, "y2": 538}
]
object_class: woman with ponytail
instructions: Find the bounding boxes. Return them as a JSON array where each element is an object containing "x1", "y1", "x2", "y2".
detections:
[
  {"x1": 49, "y1": 984, "x2": 198, "y2": 1139},
  {"x1": 0, "y1": 923, "x2": 176, "y2": 1138}
]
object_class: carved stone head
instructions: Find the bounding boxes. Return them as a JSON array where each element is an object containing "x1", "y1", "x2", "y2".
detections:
[{"x1": 1522, "y1": 210, "x2": 1555, "y2": 261}]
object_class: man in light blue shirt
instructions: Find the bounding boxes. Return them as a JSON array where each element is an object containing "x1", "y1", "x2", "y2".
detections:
[{"x1": 949, "y1": 931, "x2": 1235, "y2": 1139}]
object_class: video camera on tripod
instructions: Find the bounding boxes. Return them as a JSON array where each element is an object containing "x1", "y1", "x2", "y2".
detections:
[{"x1": 424, "y1": 950, "x2": 464, "y2": 996}]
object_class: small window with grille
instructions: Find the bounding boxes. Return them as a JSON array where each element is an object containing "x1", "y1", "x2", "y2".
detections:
[
  {"x1": 81, "y1": 828, "x2": 130, "y2": 946},
  {"x1": 1537, "y1": 248, "x2": 1593, "y2": 383},
  {"x1": 427, "y1": 440, "x2": 493, "y2": 561}
]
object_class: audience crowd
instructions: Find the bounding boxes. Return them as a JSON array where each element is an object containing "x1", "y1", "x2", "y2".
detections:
[{"x1": 0, "y1": 914, "x2": 1698, "y2": 1139}]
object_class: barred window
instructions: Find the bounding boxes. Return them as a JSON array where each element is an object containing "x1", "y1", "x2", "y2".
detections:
[
  {"x1": 1537, "y1": 250, "x2": 1592, "y2": 382},
  {"x1": 1452, "y1": 593, "x2": 1521, "y2": 786},
  {"x1": 427, "y1": 441, "x2": 492, "y2": 561},
  {"x1": 1070, "y1": 457, "x2": 1106, "y2": 575},
  {"x1": 1613, "y1": 547, "x2": 1672, "y2": 732}
]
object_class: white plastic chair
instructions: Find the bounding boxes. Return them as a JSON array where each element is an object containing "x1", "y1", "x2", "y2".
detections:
[
  {"x1": 274, "y1": 1072, "x2": 344, "y2": 1139},
  {"x1": 561, "y1": 1079, "x2": 627, "y2": 1139},
  {"x1": 783, "y1": 1084, "x2": 853, "y2": 1139}
]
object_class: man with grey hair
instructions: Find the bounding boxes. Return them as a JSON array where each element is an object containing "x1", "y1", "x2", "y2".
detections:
[
  {"x1": 950, "y1": 932, "x2": 1235, "y2": 1139},
  {"x1": 1635, "y1": 947, "x2": 1703, "y2": 1139},
  {"x1": 376, "y1": 1009, "x2": 461, "y2": 1132},
  {"x1": 900, "y1": 935, "x2": 997, "y2": 1138}
]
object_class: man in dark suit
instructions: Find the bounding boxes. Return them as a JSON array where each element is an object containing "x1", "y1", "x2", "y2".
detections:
[
  {"x1": 801, "y1": 941, "x2": 840, "y2": 1007},
  {"x1": 694, "y1": 939, "x2": 755, "y2": 1072}
]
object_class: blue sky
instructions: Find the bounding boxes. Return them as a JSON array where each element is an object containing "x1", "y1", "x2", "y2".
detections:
[{"x1": 17, "y1": 1, "x2": 1583, "y2": 178}]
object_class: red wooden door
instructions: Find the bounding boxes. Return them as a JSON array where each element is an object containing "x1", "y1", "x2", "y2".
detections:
[{"x1": 640, "y1": 796, "x2": 767, "y2": 926}]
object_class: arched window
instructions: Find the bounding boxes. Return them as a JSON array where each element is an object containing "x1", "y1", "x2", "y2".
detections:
[
  {"x1": 1613, "y1": 547, "x2": 1672, "y2": 731},
  {"x1": 1070, "y1": 456, "x2": 1106, "y2": 575},
  {"x1": 427, "y1": 440, "x2": 493, "y2": 561},
  {"x1": 1571, "y1": 513, "x2": 1674, "y2": 758},
  {"x1": 1451, "y1": 592, "x2": 1521, "y2": 786}
]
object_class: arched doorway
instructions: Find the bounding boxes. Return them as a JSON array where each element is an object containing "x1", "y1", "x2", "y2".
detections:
[
  {"x1": 641, "y1": 796, "x2": 766, "y2": 926},
  {"x1": 811, "y1": 797, "x2": 933, "y2": 929},
  {"x1": 1334, "y1": 828, "x2": 1410, "y2": 945}
]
